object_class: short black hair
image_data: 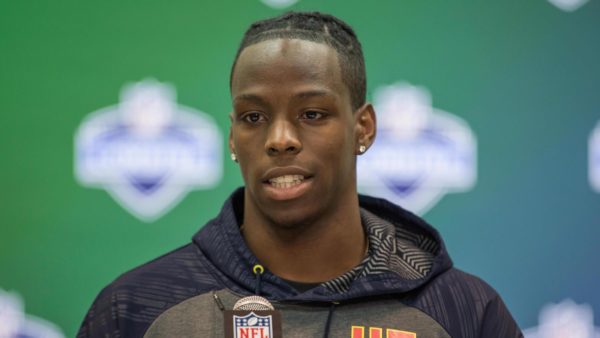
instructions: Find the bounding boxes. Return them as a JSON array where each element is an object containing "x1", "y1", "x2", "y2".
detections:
[{"x1": 230, "y1": 11, "x2": 366, "y2": 110}]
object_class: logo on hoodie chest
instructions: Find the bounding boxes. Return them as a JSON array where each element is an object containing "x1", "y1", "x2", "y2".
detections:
[{"x1": 352, "y1": 326, "x2": 417, "y2": 338}]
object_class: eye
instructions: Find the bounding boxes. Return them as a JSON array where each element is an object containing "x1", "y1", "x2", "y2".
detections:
[
  {"x1": 300, "y1": 110, "x2": 325, "y2": 120},
  {"x1": 241, "y1": 112, "x2": 266, "y2": 124}
]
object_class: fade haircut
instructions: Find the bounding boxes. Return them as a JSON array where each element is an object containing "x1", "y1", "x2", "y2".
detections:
[{"x1": 230, "y1": 11, "x2": 366, "y2": 110}]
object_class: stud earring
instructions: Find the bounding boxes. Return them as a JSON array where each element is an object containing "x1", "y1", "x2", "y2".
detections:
[
  {"x1": 230, "y1": 153, "x2": 238, "y2": 162},
  {"x1": 358, "y1": 145, "x2": 366, "y2": 154}
]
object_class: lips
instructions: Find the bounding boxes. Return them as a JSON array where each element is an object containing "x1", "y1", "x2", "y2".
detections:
[
  {"x1": 262, "y1": 166, "x2": 312, "y2": 183},
  {"x1": 261, "y1": 167, "x2": 313, "y2": 200}
]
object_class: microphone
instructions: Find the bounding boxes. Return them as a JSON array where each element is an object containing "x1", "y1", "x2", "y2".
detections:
[
  {"x1": 224, "y1": 295, "x2": 282, "y2": 337},
  {"x1": 233, "y1": 295, "x2": 275, "y2": 311},
  {"x1": 224, "y1": 265, "x2": 281, "y2": 337}
]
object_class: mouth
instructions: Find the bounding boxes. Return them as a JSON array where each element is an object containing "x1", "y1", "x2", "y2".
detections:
[
  {"x1": 267, "y1": 174, "x2": 305, "y2": 189},
  {"x1": 261, "y1": 167, "x2": 313, "y2": 201}
]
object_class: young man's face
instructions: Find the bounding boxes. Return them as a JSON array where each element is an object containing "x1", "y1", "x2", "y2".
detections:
[{"x1": 230, "y1": 38, "x2": 372, "y2": 227}]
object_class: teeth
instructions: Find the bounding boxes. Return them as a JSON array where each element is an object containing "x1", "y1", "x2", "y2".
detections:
[{"x1": 269, "y1": 175, "x2": 304, "y2": 188}]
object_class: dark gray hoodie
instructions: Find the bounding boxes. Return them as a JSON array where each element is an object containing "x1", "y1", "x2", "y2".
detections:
[{"x1": 78, "y1": 188, "x2": 523, "y2": 338}]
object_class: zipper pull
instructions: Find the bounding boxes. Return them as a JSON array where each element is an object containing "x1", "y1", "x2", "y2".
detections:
[{"x1": 212, "y1": 291, "x2": 225, "y2": 311}]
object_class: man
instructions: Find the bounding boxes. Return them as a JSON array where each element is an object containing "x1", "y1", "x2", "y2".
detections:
[{"x1": 78, "y1": 11, "x2": 523, "y2": 337}]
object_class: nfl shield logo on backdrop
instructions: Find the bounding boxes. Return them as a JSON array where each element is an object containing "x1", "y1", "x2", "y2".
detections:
[
  {"x1": 260, "y1": 0, "x2": 299, "y2": 9},
  {"x1": 234, "y1": 312, "x2": 273, "y2": 338},
  {"x1": 547, "y1": 0, "x2": 589, "y2": 12},
  {"x1": 74, "y1": 79, "x2": 222, "y2": 222},
  {"x1": 590, "y1": 122, "x2": 600, "y2": 193},
  {"x1": 0, "y1": 288, "x2": 65, "y2": 338},
  {"x1": 523, "y1": 299, "x2": 600, "y2": 338},
  {"x1": 357, "y1": 82, "x2": 477, "y2": 215}
]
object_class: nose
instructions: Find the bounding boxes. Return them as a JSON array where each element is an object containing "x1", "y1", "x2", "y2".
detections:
[{"x1": 265, "y1": 119, "x2": 302, "y2": 156}]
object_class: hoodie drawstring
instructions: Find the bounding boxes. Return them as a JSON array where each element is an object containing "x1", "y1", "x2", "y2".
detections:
[
  {"x1": 253, "y1": 264, "x2": 264, "y2": 295},
  {"x1": 323, "y1": 302, "x2": 338, "y2": 338},
  {"x1": 252, "y1": 264, "x2": 337, "y2": 337}
]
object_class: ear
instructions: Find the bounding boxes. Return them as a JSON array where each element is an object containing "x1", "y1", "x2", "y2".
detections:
[
  {"x1": 228, "y1": 112, "x2": 236, "y2": 156},
  {"x1": 354, "y1": 103, "x2": 376, "y2": 154}
]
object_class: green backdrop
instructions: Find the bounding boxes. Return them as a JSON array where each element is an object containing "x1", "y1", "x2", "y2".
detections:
[{"x1": 1, "y1": 1, "x2": 599, "y2": 336}]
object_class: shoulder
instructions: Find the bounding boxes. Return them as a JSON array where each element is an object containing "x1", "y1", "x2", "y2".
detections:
[
  {"x1": 77, "y1": 244, "x2": 222, "y2": 338},
  {"x1": 420, "y1": 268, "x2": 499, "y2": 302},
  {"x1": 112, "y1": 243, "x2": 215, "y2": 289},
  {"x1": 405, "y1": 268, "x2": 523, "y2": 338}
]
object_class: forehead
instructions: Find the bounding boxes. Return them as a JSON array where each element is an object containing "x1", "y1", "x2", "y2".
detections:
[{"x1": 231, "y1": 39, "x2": 348, "y2": 101}]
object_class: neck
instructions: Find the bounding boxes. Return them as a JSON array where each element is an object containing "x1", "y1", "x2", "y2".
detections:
[{"x1": 241, "y1": 193, "x2": 366, "y2": 283}]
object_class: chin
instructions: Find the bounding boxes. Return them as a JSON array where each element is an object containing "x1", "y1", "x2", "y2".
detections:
[{"x1": 260, "y1": 203, "x2": 322, "y2": 229}]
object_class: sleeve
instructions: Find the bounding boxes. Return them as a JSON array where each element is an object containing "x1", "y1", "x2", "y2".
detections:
[
  {"x1": 479, "y1": 294, "x2": 524, "y2": 338},
  {"x1": 77, "y1": 286, "x2": 121, "y2": 338}
]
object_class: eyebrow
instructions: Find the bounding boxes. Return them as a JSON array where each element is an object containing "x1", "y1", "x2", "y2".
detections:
[
  {"x1": 233, "y1": 93, "x2": 268, "y2": 105},
  {"x1": 234, "y1": 90, "x2": 332, "y2": 104},
  {"x1": 295, "y1": 90, "x2": 331, "y2": 99}
]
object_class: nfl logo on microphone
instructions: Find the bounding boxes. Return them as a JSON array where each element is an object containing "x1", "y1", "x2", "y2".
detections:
[{"x1": 234, "y1": 312, "x2": 273, "y2": 338}]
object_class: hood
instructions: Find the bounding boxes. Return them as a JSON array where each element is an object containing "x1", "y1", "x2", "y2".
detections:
[{"x1": 192, "y1": 188, "x2": 453, "y2": 303}]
